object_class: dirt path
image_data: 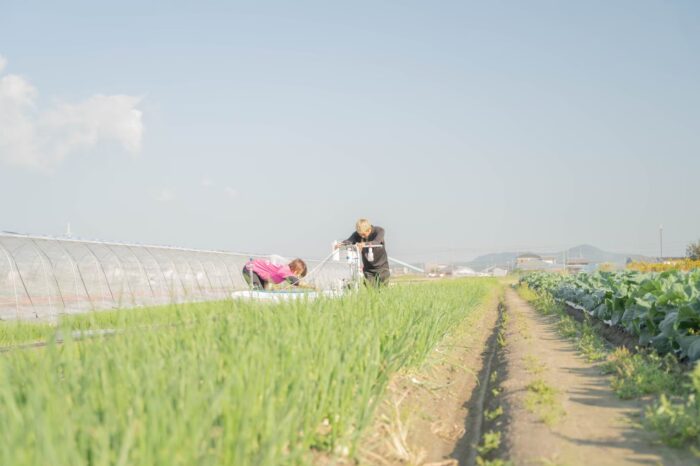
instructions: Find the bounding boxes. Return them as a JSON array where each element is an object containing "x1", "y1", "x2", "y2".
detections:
[
  {"x1": 335, "y1": 285, "x2": 695, "y2": 465},
  {"x1": 500, "y1": 287, "x2": 693, "y2": 466},
  {"x1": 354, "y1": 292, "x2": 502, "y2": 465}
]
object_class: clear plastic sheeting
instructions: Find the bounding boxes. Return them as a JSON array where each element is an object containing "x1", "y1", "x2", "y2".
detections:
[{"x1": 0, "y1": 233, "x2": 353, "y2": 321}]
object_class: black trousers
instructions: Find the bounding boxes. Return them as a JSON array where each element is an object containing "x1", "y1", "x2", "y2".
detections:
[
  {"x1": 364, "y1": 268, "x2": 390, "y2": 287},
  {"x1": 242, "y1": 266, "x2": 267, "y2": 290}
]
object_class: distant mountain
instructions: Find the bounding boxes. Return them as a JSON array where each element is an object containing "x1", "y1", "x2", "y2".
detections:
[
  {"x1": 461, "y1": 244, "x2": 652, "y2": 271},
  {"x1": 564, "y1": 244, "x2": 649, "y2": 264},
  {"x1": 461, "y1": 252, "x2": 521, "y2": 271}
]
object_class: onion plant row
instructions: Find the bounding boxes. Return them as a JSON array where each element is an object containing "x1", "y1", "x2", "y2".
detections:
[
  {"x1": 521, "y1": 270, "x2": 700, "y2": 360},
  {"x1": 0, "y1": 279, "x2": 495, "y2": 466}
]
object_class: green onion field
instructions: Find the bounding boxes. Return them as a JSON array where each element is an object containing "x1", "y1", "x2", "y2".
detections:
[{"x1": 0, "y1": 279, "x2": 496, "y2": 466}]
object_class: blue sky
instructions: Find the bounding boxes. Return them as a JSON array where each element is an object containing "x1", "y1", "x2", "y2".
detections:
[{"x1": 1, "y1": 1, "x2": 699, "y2": 262}]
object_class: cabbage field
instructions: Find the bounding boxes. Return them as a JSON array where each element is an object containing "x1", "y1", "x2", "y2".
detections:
[
  {"x1": 0, "y1": 279, "x2": 496, "y2": 466},
  {"x1": 521, "y1": 270, "x2": 700, "y2": 360}
]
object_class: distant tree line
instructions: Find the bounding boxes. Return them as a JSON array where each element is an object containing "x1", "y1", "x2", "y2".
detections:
[{"x1": 687, "y1": 239, "x2": 700, "y2": 260}]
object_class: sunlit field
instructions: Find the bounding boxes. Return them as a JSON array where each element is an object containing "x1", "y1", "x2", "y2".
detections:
[{"x1": 0, "y1": 279, "x2": 496, "y2": 466}]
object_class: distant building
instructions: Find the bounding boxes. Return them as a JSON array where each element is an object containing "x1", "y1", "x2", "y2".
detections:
[
  {"x1": 453, "y1": 266, "x2": 478, "y2": 277},
  {"x1": 424, "y1": 263, "x2": 451, "y2": 277},
  {"x1": 516, "y1": 259, "x2": 564, "y2": 272},
  {"x1": 483, "y1": 265, "x2": 508, "y2": 277},
  {"x1": 516, "y1": 253, "x2": 542, "y2": 266},
  {"x1": 565, "y1": 258, "x2": 590, "y2": 274}
]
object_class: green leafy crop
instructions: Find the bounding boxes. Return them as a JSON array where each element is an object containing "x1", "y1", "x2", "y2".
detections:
[{"x1": 521, "y1": 270, "x2": 700, "y2": 360}]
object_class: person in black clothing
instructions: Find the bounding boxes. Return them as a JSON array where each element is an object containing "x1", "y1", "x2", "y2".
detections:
[{"x1": 338, "y1": 218, "x2": 390, "y2": 286}]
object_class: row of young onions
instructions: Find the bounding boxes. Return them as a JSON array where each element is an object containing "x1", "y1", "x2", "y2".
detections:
[{"x1": 0, "y1": 279, "x2": 495, "y2": 466}]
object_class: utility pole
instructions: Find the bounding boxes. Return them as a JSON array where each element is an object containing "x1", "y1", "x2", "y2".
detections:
[{"x1": 659, "y1": 224, "x2": 663, "y2": 260}]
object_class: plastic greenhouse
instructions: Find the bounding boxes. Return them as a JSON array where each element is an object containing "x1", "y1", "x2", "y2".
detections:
[{"x1": 0, "y1": 232, "x2": 352, "y2": 321}]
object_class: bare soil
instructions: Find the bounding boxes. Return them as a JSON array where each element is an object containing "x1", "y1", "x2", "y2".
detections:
[
  {"x1": 500, "y1": 288, "x2": 694, "y2": 465},
  {"x1": 325, "y1": 285, "x2": 697, "y2": 465}
]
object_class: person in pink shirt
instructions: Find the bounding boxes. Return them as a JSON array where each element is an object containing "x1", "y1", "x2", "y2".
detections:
[{"x1": 242, "y1": 258, "x2": 310, "y2": 290}]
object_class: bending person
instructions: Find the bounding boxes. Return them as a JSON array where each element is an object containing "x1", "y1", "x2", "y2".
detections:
[
  {"x1": 242, "y1": 258, "x2": 313, "y2": 290},
  {"x1": 338, "y1": 218, "x2": 390, "y2": 286}
]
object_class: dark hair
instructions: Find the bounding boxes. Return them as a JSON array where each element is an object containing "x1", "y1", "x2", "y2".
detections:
[{"x1": 289, "y1": 258, "x2": 307, "y2": 277}]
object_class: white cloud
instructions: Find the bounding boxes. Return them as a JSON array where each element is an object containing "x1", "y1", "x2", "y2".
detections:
[
  {"x1": 202, "y1": 178, "x2": 239, "y2": 200},
  {"x1": 0, "y1": 55, "x2": 144, "y2": 171},
  {"x1": 154, "y1": 188, "x2": 176, "y2": 202}
]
